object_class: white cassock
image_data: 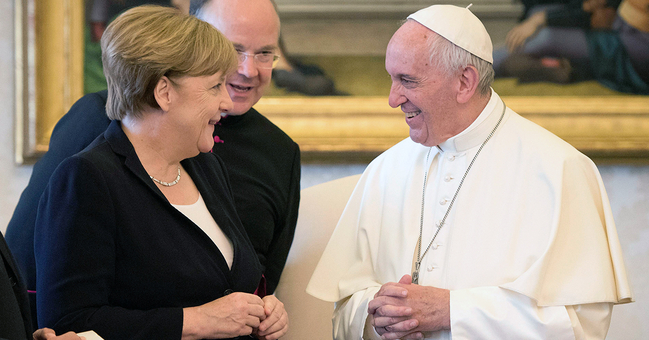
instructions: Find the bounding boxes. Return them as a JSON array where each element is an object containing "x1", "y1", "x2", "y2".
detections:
[{"x1": 306, "y1": 90, "x2": 633, "y2": 340}]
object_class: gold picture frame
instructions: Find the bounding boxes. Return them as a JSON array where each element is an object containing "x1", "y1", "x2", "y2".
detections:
[
  {"x1": 15, "y1": 0, "x2": 649, "y2": 164},
  {"x1": 15, "y1": 0, "x2": 84, "y2": 164},
  {"x1": 258, "y1": 95, "x2": 649, "y2": 162}
]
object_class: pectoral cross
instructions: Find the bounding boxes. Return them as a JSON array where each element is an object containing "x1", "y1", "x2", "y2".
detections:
[{"x1": 412, "y1": 261, "x2": 421, "y2": 284}]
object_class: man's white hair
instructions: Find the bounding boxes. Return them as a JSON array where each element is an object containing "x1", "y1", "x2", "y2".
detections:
[{"x1": 425, "y1": 27, "x2": 494, "y2": 97}]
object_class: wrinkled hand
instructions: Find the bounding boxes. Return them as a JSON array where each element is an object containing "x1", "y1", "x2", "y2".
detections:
[
  {"x1": 367, "y1": 311, "x2": 422, "y2": 339},
  {"x1": 183, "y1": 292, "x2": 266, "y2": 340},
  {"x1": 506, "y1": 11, "x2": 546, "y2": 52},
  {"x1": 253, "y1": 295, "x2": 289, "y2": 340},
  {"x1": 33, "y1": 328, "x2": 84, "y2": 340},
  {"x1": 368, "y1": 274, "x2": 450, "y2": 340},
  {"x1": 368, "y1": 275, "x2": 419, "y2": 339}
]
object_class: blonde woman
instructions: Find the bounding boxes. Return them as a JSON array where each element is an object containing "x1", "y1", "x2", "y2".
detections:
[{"x1": 34, "y1": 6, "x2": 287, "y2": 340}]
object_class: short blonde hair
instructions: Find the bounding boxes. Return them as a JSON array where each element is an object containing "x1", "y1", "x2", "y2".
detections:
[{"x1": 101, "y1": 5, "x2": 237, "y2": 120}]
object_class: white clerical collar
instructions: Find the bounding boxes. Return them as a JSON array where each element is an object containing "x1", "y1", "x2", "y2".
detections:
[{"x1": 437, "y1": 89, "x2": 503, "y2": 153}]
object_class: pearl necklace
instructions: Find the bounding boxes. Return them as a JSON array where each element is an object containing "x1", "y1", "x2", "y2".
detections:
[
  {"x1": 150, "y1": 165, "x2": 181, "y2": 187},
  {"x1": 412, "y1": 100, "x2": 506, "y2": 284}
]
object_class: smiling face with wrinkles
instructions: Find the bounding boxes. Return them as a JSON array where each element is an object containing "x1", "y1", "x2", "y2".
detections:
[
  {"x1": 165, "y1": 71, "x2": 233, "y2": 155},
  {"x1": 199, "y1": 0, "x2": 280, "y2": 116},
  {"x1": 385, "y1": 21, "x2": 465, "y2": 147}
]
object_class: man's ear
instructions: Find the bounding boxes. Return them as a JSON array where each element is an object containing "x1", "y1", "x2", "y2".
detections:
[
  {"x1": 457, "y1": 65, "x2": 479, "y2": 104},
  {"x1": 154, "y1": 76, "x2": 173, "y2": 112}
]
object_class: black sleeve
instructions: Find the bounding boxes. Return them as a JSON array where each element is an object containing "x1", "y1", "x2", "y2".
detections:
[
  {"x1": 0, "y1": 235, "x2": 32, "y2": 340},
  {"x1": 263, "y1": 144, "x2": 301, "y2": 294},
  {"x1": 34, "y1": 157, "x2": 183, "y2": 340}
]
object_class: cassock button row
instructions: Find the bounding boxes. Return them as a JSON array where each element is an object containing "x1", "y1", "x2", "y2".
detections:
[
  {"x1": 444, "y1": 175, "x2": 453, "y2": 182},
  {"x1": 440, "y1": 198, "x2": 449, "y2": 205}
]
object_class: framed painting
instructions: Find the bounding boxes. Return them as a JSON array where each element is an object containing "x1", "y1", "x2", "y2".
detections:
[{"x1": 15, "y1": 0, "x2": 649, "y2": 164}]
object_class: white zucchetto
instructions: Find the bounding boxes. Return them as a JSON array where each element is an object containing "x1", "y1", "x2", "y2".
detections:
[{"x1": 407, "y1": 4, "x2": 494, "y2": 63}]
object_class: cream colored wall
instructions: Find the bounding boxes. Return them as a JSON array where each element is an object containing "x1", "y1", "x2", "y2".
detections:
[
  {"x1": 600, "y1": 165, "x2": 649, "y2": 339},
  {"x1": 0, "y1": 0, "x2": 647, "y2": 338}
]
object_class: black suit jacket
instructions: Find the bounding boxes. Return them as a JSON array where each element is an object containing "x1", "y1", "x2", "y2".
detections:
[
  {"x1": 0, "y1": 234, "x2": 32, "y2": 340},
  {"x1": 34, "y1": 121, "x2": 262, "y2": 340}
]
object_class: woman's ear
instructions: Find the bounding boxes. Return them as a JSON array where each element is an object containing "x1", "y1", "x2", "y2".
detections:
[
  {"x1": 154, "y1": 76, "x2": 173, "y2": 112},
  {"x1": 457, "y1": 65, "x2": 479, "y2": 104}
]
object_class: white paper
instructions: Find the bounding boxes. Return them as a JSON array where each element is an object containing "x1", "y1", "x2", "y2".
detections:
[{"x1": 76, "y1": 330, "x2": 104, "y2": 340}]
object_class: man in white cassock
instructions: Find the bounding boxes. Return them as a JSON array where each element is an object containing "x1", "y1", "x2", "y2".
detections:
[{"x1": 306, "y1": 4, "x2": 633, "y2": 340}]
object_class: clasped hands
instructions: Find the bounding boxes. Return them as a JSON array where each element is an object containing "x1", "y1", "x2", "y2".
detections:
[
  {"x1": 367, "y1": 274, "x2": 450, "y2": 340},
  {"x1": 184, "y1": 293, "x2": 288, "y2": 340}
]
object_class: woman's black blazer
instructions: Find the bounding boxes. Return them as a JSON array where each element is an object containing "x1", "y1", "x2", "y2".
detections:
[{"x1": 35, "y1": 120, "x2": 262, "y2": 340}]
